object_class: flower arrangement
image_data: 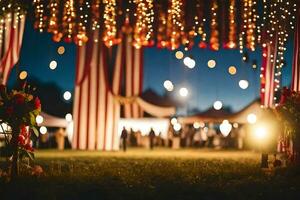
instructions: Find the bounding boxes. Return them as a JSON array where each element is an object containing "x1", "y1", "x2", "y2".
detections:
[
  {"x1": 275, "y1": 87, "x2": 300, "y2": 163},
  {"x1": 0, "y1": 83, "x2": 41, "y2": 180}
]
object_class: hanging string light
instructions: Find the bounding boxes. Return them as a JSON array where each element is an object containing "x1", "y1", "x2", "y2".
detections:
[
  {"x1": 133, "y1": 0, "x2": 154, "y2": 49},
  {"x1": 157, "y1": 5, "x2": 168, "y2": 49},
  {"x1": 210, "y1": 0, "x2": 219, "y2": 51},
  {"x1": 91, "y1": 0, "x2": 101, "y2": 31},
  {"x1": 48, "y1": 0, "x2": 60, "y2": 38},
  {"x1": 33, "y1": 0, "x2": 46, "y2": 32},
  {"x1": 196, "y1": 0, "x2": 207, "y2": 49},
  {"x1": 61, "y1": 0, "x2": 76, "y2": 43},
  {"x1": 226, "y1": 0, "x2": 237, "y2": 49},
  {"x1": 103, "y1": 0, "x2": 120, "y2": 47},
  {"x1": 167, "y1": 0, "x2": 184, "y2": 50},
  {"x1": 75, "y1": 0, "x2": 89, "y2": 46},
  {"x1": 245, "y1": 0, "x2": 256, "y2": 51}
]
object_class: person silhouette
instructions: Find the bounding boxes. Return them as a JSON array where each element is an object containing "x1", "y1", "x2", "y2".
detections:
[
  {"x1": 121, "y1": 127, "x2": 128, "y2": 152},
  {"x1": 149, "y1": 128, "x2": 156, "y2": 150}
]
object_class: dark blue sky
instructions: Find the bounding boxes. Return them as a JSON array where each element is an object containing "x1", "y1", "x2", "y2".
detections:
[{"x1": 8, "y1": 21, "x2": 294, "y2": 113}]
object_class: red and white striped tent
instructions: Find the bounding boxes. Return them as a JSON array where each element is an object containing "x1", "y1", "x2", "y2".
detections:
[{"x1": 0, "y1": 13, "x2": 25, "y2": 84}]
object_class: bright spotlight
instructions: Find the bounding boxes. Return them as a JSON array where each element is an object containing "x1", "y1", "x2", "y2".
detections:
[
  {"x1": 239, "y1": 80, "x2": 249, "y2": 89},
  {"x1": 65, "y1": 113, "x2": 73, "y2": 122},
  {"x1": 163, "y1": 80, "x2": 174, "y2": 91},
  {"x1": 173, "y1": 123, "x2": 181, "y2": 132},
  {"x1": 207, "y1": 60, "x2": 216, "y2": 68},
  {"x1": 63, "y1": 91, "x2": 72, "y2": 101},
  {"x1": 254, "y1": 126, "x2": 267, "y2": 139},
  {"x1": 35, "y1": 115, "x2": 44, "y2": 124},
  {"x1": 49, "y1": 60, "x2": 57, "y2": 70},
  {"x1": 213, "y1": 100, "x2": 222, "y2": 110},
  {"x1": 247, "y1": 113, "x2": 257, "y2": 124},
  {"x1": 39, "y1": 126, "x2": 47, "y2": 135},
  {"x1": 179, "y1": 87, "x2": 188, "y2": 97}
]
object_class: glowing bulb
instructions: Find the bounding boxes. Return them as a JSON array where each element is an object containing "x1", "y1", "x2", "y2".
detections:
[
  {"x1": 175, "y1": 51, "x2": 184, "y2": 59},
  {"x1": 179, "y1": 87, "x2": 188, "y2": 97},
  {"x1": 239, "y1": 80, "x2": 249, "y2": 89},
  {"x1": 63, "y1": 91, "x2": 72, "y2": 101},
  {"x1": 19, "y1": 71, "x2": 27, "y2": 80},
  {"x1": 49, "y1": 60, "x2": 57, "y2": 70},
  {"x1": 213, "y1": 101, "x2": 222, "y2": 110},
  {"x1": 40, "y1": 126, "x2": 47, "y2": 135},
  {"x1": 207, "y1": 60, "x2": 216, "y2": 68},
  {"x1": 65, "y1": 113, "x2": 72, "y2": 122},
  {"x1": 247, "y1": 113, "x2": 257, "y2": 124},
  {"x1": 228, "y1": 66, "x2": 237, "y2": 75},
  {"x1": 183, "y1": 57, "x2": 196, "y2": 68},
  {"x1": 163, "y1": 80, "x2": 174, "y2": 91},
  {"x1": 36, "y1": 115, "x2": 44, "y2": 124}
]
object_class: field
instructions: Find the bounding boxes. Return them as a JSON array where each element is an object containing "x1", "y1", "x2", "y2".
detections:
[{"x1": 1, "y1": 149, "x2": 300, "y2": 200}]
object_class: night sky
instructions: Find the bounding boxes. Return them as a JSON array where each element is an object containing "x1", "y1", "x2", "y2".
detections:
[{"x1": 8, "y1": 20, "x2": 294, "y2": 114}]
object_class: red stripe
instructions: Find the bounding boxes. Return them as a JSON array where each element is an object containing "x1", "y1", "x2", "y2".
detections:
[
  {"x1": 95, "y1": 38, "x2": 100, "y2": 149},
  {"x1": 102, "y1": 45, "x2": 108, "y2": 150},
  {"x1": 75, "y1": 46, "x2": 82, "y2": 149},
  {"x1": 139, "y1": 48, "x2": 144, "y2": 117},
  {"x1": 86, "y1": 58, "x2": 91, "y2": 149}
]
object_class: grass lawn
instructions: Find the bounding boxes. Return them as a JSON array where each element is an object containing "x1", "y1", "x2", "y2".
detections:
[{"x1": 1, "y1": 148, "x2": 300, "y2": 200}]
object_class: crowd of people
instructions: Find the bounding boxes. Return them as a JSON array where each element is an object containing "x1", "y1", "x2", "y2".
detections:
[{"x1": 119, "y1": 123, "x2": 247, "y2": 151}]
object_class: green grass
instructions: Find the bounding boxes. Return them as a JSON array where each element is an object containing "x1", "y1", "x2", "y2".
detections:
[{"x1": 1, "y1": 149, "x2": 300, "y2": 200}]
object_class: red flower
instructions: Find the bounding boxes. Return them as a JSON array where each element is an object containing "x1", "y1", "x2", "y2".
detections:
[
  {"x1": 14, "y1": 94, "x2": 25, "y2": 105},
  {"x1": 34, "y1": 97, "x2": 41, "y2": 110},
  {"x1": 18, "y1": 135, "x2": 26, "y2": 146},
  {"x1": 6, "y1": 106, "x2": 14, "y2": 116}
]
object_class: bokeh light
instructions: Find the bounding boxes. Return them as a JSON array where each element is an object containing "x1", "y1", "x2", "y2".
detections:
[
  {"x1": 228, "y1": 66, "x2": 237, "y2": 75},
  {"x1": 57, "y1": 46, "x2": 65, "y2": 55},
  {"x1": 179, "y1": 87, "x2": 188, "y2": 97},
  {"x1": 19, "y1": 71, "x2": 28, "y2": 80},
  {"x1": 239, "y1": 80, "x2": 249, "y2": 89},
  {"x1": 163, "y1": 80, "x2": 174, "y2": 91},
  {"x1": 207, "y1": 60, "x2": 216, "y2": 68},
  {"x1": 213, "y1": 100, "x2": 223, "y2": 110},
  {"x1": 63, "y1": 91, "x2": 72, "y2": 101},
  {"x1": 49, "y1": 60, "x2": 58, "y2": 70},
  {"x1": 247, "y1": 113, "x2": 257, "y2": 124},
  {"x1": 175, "y1": 51, "x2": 184, "y2": 59},
  {"x1": 40, "y1": 126, "x2": 47, "y2": 135}
]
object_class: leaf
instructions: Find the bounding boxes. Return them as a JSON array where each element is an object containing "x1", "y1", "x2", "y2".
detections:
[{"x1": 31, "y1": 126, "x2": 39, "y2": 137}]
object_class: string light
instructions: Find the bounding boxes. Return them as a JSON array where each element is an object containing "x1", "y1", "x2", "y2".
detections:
[
  {"x1": 33, "y1": 0, "x2": 46, "y2": 32},
  {"x1": 226, "y1": 0, "x2": 237, "y2": 48},
  {"x1": 210, "y1": 0, "x2": 219, "y2": 50},
  {"x1": 133, "y1": 0, "x2": 154, "y2": 49},
  {"x1": 103, "y1": 0, "x2": 120, "y2": 47},
  {"x1": 48, "y1": 0, "x2": 59, "y2": 35},
  {"x1": 62, "y1": 0, "x2": 76, "y2": 43},
  {"x1": 91, "y1": 0, "x2": 101, "y2": 31}
]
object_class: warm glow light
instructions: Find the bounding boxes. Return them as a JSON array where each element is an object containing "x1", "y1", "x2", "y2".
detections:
[
  {"x1": 19, "y1": 71, "x2": 28, "y2": 80},
  {"x1": 179, "y1": 87, "x2": 188, "y2": 97},
  {"x1": 36, "y1": 115, "x2": 44, "y2": 124},
  {"x1": 239, "y1": 80, "x2": 249, "y2": 89},
  {"x1": 207, "y1": 60, "x2": 216, "y2": 68},
  {"x1": 63, "y1": 91, "x2": 72, "y2": 101},
  {"x1": 163, "y1": 80, "x2": 174, "y2": 91},
  {"x1": 49, "y1": 60, "x2": 57, "y2": 70},
  {"x1": 173, "y1": 123, "x2": 181, "y2": 132},
  {"x1": 213, "y1": 100, "x2": 222, "y2": 110},
  {"x1": 247, "y1": 113, "x2": 257, "y2": 124},
  {"x1": 171, "y1": 117, "x2": 177, "y2": 125},
  {"x1": 193, "y1": 122, "x2": 201, "y2": 129},
  {"x1": 254, "y1": 126, "x2": 267, "y2": 139},
  {"x1": 65, "y1": 113, "x2": 72, "y2": 122},
  {"x1": 57, "y1": 46, "x2": 65, "y2": 55},
  {"x1": 40, "y1": 126, "x2": 47, "y2": 135},
  {"x1": 233, "y1": 122, "x2": 239, "y2": 128},
  {"x1": 183, "y1": 57, "x2": 196, "y2": 69},
  {"x1": 175, "y1": 51, "x2": 184, "y2": 59},
  {"x1": 228, "y1": 66, "x2": 237, "y2": 75},
  {"x1": 220, "y1": 120, "x2": 232, "y2": 137}
]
